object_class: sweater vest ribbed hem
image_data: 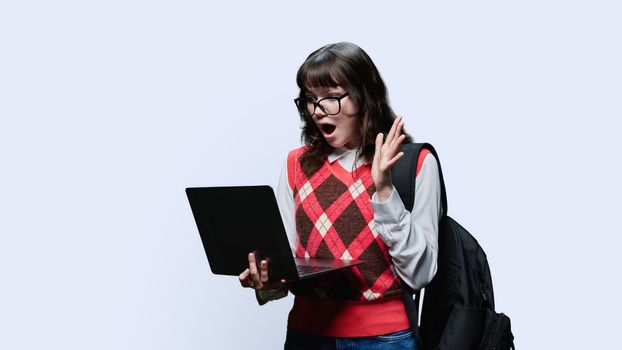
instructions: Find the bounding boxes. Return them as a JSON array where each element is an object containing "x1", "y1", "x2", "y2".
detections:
[{"x1": 287, "y1": 295, "x2": 410, "y2": 337}]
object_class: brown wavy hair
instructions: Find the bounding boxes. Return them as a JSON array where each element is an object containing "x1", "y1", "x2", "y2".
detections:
[{"x1": 295, "y1": 42, "x2": 413, "y2": 177}]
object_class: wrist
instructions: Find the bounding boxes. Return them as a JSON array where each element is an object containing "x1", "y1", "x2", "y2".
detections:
[{"x1": 376, "y1": 185, "x2": 394, "y2": 202}]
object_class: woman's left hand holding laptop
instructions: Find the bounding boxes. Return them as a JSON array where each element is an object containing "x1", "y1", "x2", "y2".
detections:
[{"x1": 239, "y1": 252, "x2": 288, "y2": 291}]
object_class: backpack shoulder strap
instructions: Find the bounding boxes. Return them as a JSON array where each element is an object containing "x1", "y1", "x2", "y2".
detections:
[
  {"x1": 391, "y1": 142, "x2": 448, "y2": 217},
  {"x1": 391, "y1": 142, "x2": 449, "y2": 344}
]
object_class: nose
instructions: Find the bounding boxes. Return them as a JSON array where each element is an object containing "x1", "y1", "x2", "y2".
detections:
[{"x1": 313, "y1": 103, "x2": 328, "y2": 119}]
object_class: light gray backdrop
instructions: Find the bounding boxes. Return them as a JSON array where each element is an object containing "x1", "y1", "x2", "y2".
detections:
[{"x1": 1, "y1": 1, "x2": 620, "y2": 349}]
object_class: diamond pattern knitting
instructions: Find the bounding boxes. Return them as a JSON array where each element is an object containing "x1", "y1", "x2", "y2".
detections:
[{"x1": 288, "y1": 147, "x2": 401, "y2": 301}]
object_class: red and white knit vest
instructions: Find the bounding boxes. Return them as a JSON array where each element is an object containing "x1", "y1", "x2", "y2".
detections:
[{"x1": 285, "y1": 146, "x2": 429, "y2": 337}]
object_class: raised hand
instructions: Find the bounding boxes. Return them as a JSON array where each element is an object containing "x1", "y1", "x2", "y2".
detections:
[
  {"x1": 239, "y1": 252, "x2": 287, "y2": 291},
  {"x1": 371, "y1": 116, "x2": 407, "y2": 202}
]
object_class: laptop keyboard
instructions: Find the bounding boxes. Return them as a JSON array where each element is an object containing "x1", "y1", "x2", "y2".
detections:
[{"x1": 297, "y1": 265, "x2": 333, "y2": 275}]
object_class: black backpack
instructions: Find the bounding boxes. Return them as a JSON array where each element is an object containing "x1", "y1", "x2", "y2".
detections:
[{"x1": 391, "y1": 143, "x2": 515, "y2": 350}]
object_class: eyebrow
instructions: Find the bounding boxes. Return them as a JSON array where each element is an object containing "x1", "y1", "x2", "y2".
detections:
[{"x1": 305, "y1": 89, "x2": 343, "y2": 97}]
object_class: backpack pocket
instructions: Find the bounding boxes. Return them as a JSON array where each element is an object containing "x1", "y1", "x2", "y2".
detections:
[
  {"x1": 436, "y1": 306, "x2": 486, "y2": 350},
  {"x1": 478, "y1": 309, "x2": 515, "y2": 350}
]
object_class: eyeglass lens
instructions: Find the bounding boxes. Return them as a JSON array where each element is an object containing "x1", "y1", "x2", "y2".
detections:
[{"x1": 305, "y1": 97, "x2": 341, "y2": 116}]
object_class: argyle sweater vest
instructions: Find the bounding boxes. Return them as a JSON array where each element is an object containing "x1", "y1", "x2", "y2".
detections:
[{"x1": 286, "y1": 146, "x2": 410, "y2": 337}]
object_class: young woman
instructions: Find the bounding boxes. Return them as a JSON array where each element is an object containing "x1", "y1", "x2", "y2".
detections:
[{"x1": 239, "y1": 42, "x2": 442, "y2": 350}]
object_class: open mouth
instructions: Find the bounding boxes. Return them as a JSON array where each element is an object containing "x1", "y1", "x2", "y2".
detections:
[{"x1": 319, "y1": 124, "x2": 336, "y2": 135}]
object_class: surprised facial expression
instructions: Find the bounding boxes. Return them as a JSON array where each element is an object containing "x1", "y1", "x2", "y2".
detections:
[{"x1": 306, "y1": 85, "x2": 361, "y2": 149}]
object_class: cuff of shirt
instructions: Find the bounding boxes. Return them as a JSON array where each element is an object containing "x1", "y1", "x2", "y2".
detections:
[
  {"x1": 370, "y1": 187, "x2": 407, "y2": 243},
  {"x1": 255, "y1": 287, "x2": 288, "y2": 305}
]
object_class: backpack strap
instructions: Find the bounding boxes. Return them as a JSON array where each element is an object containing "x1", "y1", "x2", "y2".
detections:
[
  {"x1": 400, "y1": 284, "x2": 422, "y2": 340},
  {"x1": 391, "y1": 143, "x2": 448, "y2": 216},
  {"x1": 391, "y1": 142, "x2": 449, "y2": 343}
]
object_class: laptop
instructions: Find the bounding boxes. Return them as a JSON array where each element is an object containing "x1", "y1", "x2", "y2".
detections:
[{"x1": 185, "y1": 185, "x2": 366, "y2": 280}]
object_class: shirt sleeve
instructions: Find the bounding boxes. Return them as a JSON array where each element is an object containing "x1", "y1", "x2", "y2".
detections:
[
  {"x1": 276, "y1": 154, "x2": 298, "y2": 255},
  {"x1": 255, "y1": 154, "x2": 295, "y2": 305},
  {"x1": 370, "y1": 152, "x2": 442, "y2": 290}
]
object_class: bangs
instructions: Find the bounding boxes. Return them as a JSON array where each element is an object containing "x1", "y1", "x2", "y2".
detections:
[{"x1": 296, "y1": 54, "x2": 347, "y2": 91}]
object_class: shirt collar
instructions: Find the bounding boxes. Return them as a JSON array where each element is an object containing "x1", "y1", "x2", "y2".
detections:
[{"x1": 327, "y1": 147, "x2": 370, "y2": 165}]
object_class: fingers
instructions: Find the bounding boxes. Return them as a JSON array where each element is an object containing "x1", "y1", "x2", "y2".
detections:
[
  {"x1": 386, "y1": 116, "x2": 402, "y2": 145},
  {"x1": 385, "y1": 151, "x2": 405, "y2": 168},
  {"x1": 386, "y1": 116, "x2": 399, "y2": 143},
  {"x1": 372, "y1": 116, "x2": 407, "y2": 180},
  {"x1": 241, "y1": 255, "x2": 288, "y2": 291},
  {"x1": 384, "y1": 117, "x2": 406, "y2": 161},
  {"x1": 391, "y1": 134, "x2": 406, "y2": 149},
  {"x1": 373, "y1": 132, "x2": 383, "y2": 165},
  {"x1": 260, "y1": 259, "x2": 287, "y2": 287},
  {"x1": 260, "y1": 259, "x2": 269, "y2": 283},
  {"x1": 239, "y1": 268, "x2": 251, "y2": 287},
  {"x1": 390, "y1": 120, "x2": 405, "y2": 147},
  {"x1": 248, "y1": 252, "x2": 263, "y2": 289}
]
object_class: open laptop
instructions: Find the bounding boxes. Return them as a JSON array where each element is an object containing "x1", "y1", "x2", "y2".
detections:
[{"x1": 186, "y1": 185, "x2": 365, "y2": 280}]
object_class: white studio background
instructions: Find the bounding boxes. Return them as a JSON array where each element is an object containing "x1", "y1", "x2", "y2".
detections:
[{"x1": 1, "y1": 1, "x2": 620, "y2": 349}]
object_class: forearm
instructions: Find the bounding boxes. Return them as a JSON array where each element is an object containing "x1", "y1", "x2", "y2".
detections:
[
  {"x1": 371, "y1": 188, "x2": 438, "y2": 289},
  {"x1": 370, "y1": 154, "x2": 442, "y2": 290}
]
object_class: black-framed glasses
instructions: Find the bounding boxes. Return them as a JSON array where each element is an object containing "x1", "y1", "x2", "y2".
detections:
[{"x1": 294, "y1": 92, "x2": 350, "y2": 118}]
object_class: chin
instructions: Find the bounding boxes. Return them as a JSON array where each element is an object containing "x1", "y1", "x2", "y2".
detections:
[
  {"x1": 327, "y1": 140, "x2": 346, "y2": 148},
  {"x1": 324, "y1": 134, "x2": 358, "y2": 149}
]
